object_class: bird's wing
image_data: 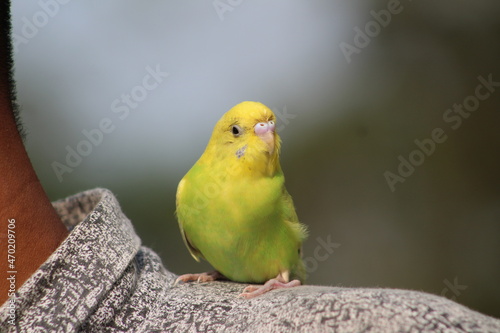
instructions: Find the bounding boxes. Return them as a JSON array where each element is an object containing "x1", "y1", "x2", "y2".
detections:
[
  {"x1": 176, "y1": 178, "x2": 205, "y2": 262},
  {"x1": 179, "y1": 224, "x2": 204, "y2": 262},
  {"x1": 282, "y1": 187, "x2": 308, "y2": 282},
  {"x1": 282, "y1": 188, "x2": 306, "y2": 235}
]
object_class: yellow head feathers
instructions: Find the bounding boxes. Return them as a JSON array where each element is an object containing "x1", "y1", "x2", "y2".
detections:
[{"x1": 200, "y1": 101, "x2": 282, "y2": 177}]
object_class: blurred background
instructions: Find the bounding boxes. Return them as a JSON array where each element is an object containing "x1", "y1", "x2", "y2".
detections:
[{"x1": 12, "y1": 0, "x2": 500, "y2": 318}]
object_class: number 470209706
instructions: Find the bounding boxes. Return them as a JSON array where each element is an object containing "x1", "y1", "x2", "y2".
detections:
[{"x1": 7, "y1": 218, "x2": 16, "y2": 270}]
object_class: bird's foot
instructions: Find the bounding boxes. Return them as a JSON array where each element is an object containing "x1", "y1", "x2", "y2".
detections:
[
  {"x1": 238, "y1": 279, "x2": 301, "y2": 299},
  {"x1": 174, "y1": 270, "x2": 224, "y2": 286}
]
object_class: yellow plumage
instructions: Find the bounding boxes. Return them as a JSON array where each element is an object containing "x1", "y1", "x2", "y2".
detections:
[{"x1": 175, "y1": 101, "x2": 307, "y2": 297}]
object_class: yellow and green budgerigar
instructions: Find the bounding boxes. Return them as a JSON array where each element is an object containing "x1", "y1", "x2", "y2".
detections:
[{"x1": 175, "y1": 101, "x2": 307, "y2": 298}]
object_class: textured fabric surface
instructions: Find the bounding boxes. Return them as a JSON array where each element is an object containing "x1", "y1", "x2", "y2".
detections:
[{"x1": 0, "y1": 188, "x2": 499, "y2": 332}]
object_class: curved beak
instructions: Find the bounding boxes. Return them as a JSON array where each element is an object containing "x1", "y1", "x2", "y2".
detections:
[{"x1": 255, "y1": 122, "x2": 275, "y2": 154}]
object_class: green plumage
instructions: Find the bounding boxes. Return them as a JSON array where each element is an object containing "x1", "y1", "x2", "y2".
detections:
[{"x1": 176, "y1": 101, "x2": 307, "y2": 283}]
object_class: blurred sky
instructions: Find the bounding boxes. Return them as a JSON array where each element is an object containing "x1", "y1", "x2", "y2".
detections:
[{"x1": 11, "y1": 0, "x2": 500, "y2": 318}]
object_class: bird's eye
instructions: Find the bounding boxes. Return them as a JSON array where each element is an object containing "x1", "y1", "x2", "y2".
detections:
[{"x1": 231, "y1": 125, "x2": 243, "y2": 137}]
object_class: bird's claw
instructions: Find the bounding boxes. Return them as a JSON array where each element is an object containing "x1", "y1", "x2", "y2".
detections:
[
  {"x1": 173, "y1": 271, "x2": 223, "y2": 286},
  {"x1": 238, "y1": 279, "x2": 301, "y2": 299}
]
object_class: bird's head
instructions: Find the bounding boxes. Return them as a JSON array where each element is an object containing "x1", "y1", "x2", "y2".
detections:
[{"x1": 202, "y1": 101, "x2": 282, "y2": 176}]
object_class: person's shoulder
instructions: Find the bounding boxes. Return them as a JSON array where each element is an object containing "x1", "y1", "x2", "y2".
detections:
[{"x1": 144, "y1": 281, "x2": 500, "y2": 332}]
